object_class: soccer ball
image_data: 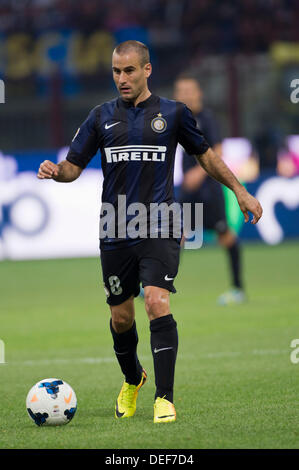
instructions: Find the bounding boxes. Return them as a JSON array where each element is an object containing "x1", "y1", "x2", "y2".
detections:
[{"x1": 26, "y1": 378, "x2": 77, "y2": 426}]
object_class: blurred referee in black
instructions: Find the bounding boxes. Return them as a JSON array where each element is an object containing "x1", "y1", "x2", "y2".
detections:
[
  {"x1": 174, "y1": 75, "x2": 245, "y2": 305},
  {"x1": 38, "y1": 41, "x2": 262, "y2": 423}
]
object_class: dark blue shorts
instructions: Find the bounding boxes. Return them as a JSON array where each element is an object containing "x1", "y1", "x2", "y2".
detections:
[{"x1": 101, "y1": 238, "x2": 181, "y2": 306}]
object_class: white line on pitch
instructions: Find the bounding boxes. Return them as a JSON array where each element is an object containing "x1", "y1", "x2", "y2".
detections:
[{"x1": 4, "y1": 348, "x2": 290, "y2": 366}]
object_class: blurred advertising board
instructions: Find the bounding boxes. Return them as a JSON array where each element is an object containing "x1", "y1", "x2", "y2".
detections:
[
  {"x1": 0, "y1": 139, "x2": 299, "y2": 260},
  {"x1": 0, "y1": 149, "x2": 102, "y2": 260}
]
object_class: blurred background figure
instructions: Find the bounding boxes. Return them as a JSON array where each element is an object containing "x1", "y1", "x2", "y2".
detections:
[{"x1": 174, "y1": 75, "x2": 245, "y2": 305}]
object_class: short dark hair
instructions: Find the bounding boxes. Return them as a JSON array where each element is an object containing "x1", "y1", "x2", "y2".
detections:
[{"x1": 113, "y1": 40, "x2": 150, "y2": 67}]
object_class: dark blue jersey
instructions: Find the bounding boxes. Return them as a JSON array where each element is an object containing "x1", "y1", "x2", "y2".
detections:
[{"x1": 66, "y1": 94, "x2": 210, "y2": 249}]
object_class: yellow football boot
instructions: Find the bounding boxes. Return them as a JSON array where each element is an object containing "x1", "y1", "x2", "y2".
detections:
[
  {"x1": 115, "y1": 369, "x2": 147, "y2": 418},
  {"x1": 153, "y1": 396, "x2": 176, "y2": 423}
]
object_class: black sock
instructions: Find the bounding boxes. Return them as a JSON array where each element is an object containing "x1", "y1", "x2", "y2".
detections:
[
  {"x1": 110, "y1": 319, "x2": 142, "y2": 386},
  {"x1": 227, "y1": 239, "x2": 243, "y2": 289},
  {"x1": 150, "y1": 314, "x2": 178, "y2": 403}
]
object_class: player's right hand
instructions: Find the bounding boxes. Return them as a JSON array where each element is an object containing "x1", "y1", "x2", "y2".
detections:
[
  {"x1": 236, "y1": 188, "x2": 263, "y2": 225},
  {"x1": 37, "y1": 160, "x2": 59, "y2": 179}
]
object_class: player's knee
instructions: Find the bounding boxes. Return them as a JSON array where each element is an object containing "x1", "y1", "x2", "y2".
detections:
[
  {"x1": 111, "y1": 315, "x2": 134, "y2": 333},
  {"x1": 110, "y1": 304, "x2": 135, "y2": 333},
  {"x1": 144, "y1": 288, "x2": 170, "y2": 320}
]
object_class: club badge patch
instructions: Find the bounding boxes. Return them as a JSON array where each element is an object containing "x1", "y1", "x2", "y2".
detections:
[{"x1": 151, "y1": 113, "x2": 167, "y2": 133}]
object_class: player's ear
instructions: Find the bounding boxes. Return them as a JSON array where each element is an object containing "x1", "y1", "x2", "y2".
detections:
[{"x1": 144, "y1": 63, "x2": 152, "y2": 78}]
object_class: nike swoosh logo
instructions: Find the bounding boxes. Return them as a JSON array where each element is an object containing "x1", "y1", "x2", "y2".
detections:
[
  {"x1": 64, "y1": 392, "x2": 72, "y2": 404},
  {"x1": 154, "y1": 347, "x2": 173, "y2": 354},
  {"x1": 158, "y1": 414, "x2": 175, "y2": 419},
  {"x1": 105, "y1": 121, "x2": 121, "y2": 130},
  {"x1": 164, "y1": 275, "x2": 174, "y2": 281},
  {"x1": 115, "y1": 400, "x2": 125, "y2": 418}
]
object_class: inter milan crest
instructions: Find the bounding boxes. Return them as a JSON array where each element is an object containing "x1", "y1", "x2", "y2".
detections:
[{"x1": 151, "y1": 113, "x2": 167, "y2": 133}]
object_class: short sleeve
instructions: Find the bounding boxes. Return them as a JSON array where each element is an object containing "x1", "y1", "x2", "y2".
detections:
[
  {"x1": 66, "y1": 107, "x2": 100, "y2": 169},
  {"x1": 177, "y1": 104, "x2": 210, "y2": 156}
]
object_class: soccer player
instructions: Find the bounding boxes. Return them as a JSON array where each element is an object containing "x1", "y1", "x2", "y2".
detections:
[
  {"x1": 37, "y1": 40, "x2": 263, "y2": 423},
  {"x1": 174, "y1": 75, "x2": 245, "y2": 305}
]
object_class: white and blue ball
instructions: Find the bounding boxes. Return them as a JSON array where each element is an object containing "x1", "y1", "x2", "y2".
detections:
[{"x1": 26, "y1": 378, "x2": 77, "y2": 426}]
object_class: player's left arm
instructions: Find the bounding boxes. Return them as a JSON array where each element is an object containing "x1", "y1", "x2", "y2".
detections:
[
  {"x1": 196, "y1": 147, "x2": 263, "y2": 224},
  {"x1": 183, "y1": 142, "x2": 222, "y2": 192}
]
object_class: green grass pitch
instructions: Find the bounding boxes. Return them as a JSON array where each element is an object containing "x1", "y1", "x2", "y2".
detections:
[{"x1": 0, "y1": 241, "x2": 298, "y2": 449}]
